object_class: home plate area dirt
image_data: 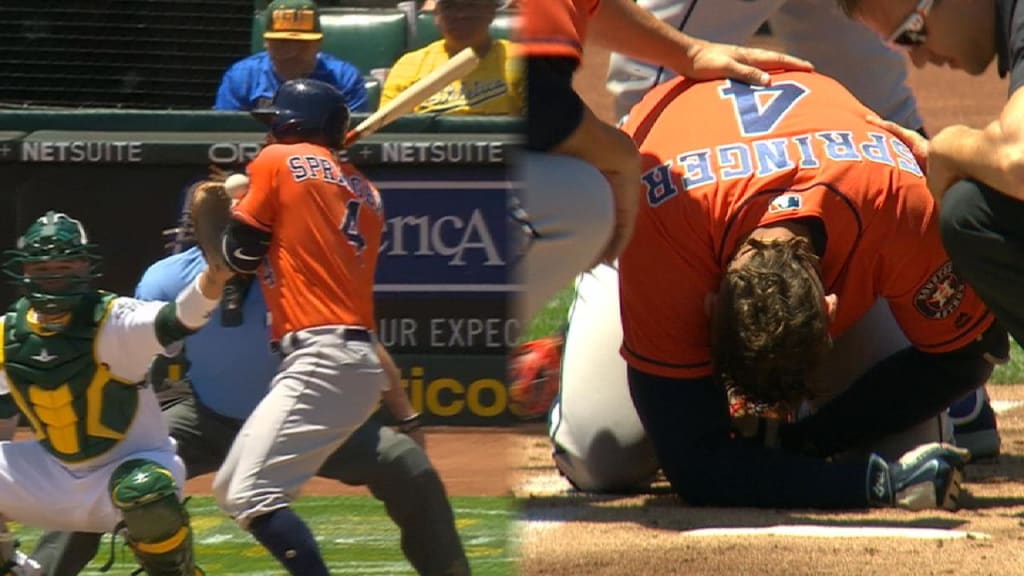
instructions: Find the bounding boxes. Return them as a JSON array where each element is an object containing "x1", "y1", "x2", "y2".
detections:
[{"x1": 512, "y1": 387, "x2": 1024, "y2": 576}]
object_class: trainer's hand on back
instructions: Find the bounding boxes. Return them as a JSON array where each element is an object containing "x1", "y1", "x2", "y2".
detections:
[
  {"x1": 866, "y1": 114, "x2": 929, "y2": 169},
  {"x1": 866, "y1": 443, "x2": 970, "y2": 511},
  {"x1": 681, "y1": 41, "x2": 814, "y2": 86}
]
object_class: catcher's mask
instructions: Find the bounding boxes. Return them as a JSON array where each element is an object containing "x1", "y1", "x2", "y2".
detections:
[
  {"x1": 3, "y1": 211, "x2": 102, "y2": 317},
  {"x1": 251, "y1": 78, "x2": 350, "y2": 149}
]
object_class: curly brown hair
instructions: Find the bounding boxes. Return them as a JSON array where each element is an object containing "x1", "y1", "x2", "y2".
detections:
[{"x1": 711, "y1": 235, "x2": 832, "y2": 408}]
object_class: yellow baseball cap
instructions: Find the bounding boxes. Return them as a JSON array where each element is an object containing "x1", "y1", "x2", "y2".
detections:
[{"x1": 263, "y1": 0, "x2": 323, "y2": 41}]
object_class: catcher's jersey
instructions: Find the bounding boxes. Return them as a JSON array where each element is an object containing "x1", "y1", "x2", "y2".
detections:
[
  {"x1": 619, "y1": 71, "x2": 994, "y2": 380},
  {"x1": 0, "y1": 293, "x2": 178, "y2": 463},
  {"x1": 518, "y1": 0, "x2": 600, "y2": 61},
  {"x1": 235, "y1": 142, "x2": 384, "y2": 340},
  {"x1": 381, "y1": 39, "x2": 524, "y2": 115}
]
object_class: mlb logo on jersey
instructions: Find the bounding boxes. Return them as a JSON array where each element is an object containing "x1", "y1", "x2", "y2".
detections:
[{"x1": 768, "y1": 193, "x2": 802, "y2": 214}]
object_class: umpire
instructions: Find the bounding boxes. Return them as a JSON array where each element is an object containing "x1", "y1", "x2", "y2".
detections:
[
  {"x1": 30, "y1": 183, "x2": 469, "y2": 576},
  {"x1": 835, "y1": 0, "x2": 1024, "y2": 347}
]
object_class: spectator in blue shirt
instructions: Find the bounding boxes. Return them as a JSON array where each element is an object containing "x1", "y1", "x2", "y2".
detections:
[{"x1": 215, "y1": 0, "x2": 368, "y2": 112}]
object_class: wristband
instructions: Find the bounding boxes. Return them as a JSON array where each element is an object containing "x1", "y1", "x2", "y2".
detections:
[
  {"x1": 175, "y1": 274, "x2": 221, "y2": 329},
  {"x1": 397, "y1": 412, "x2": 423, "y2": 434}
]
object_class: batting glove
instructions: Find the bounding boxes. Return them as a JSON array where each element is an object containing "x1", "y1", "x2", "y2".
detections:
[{"x1": 866, "y1": 442, "x2": 970, "y2": 510}]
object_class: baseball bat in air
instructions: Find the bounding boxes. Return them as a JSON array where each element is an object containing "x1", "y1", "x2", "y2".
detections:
[{"x1": 343, "y1": 47, "x2": 482, "y2": 147}]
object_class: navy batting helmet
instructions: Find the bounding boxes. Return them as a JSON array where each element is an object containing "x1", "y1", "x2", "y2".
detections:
[{"x1": 252, "y1": 79, "x2": 350, "y2": 149}]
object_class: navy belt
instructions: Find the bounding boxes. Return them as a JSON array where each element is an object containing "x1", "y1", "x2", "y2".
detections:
[{"x1": 340, "y1": 328, "x2": 372, "y2": 342}]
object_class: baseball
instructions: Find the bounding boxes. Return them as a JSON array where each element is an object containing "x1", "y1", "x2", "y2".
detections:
[{"x1": 224, "y1": 173, "x2": 250, "y2": 199}]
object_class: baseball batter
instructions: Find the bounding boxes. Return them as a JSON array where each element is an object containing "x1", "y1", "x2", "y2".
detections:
[
  {"x1": 551, "y1": 71, "x2": 1008, "y2": 509},
  {"x1": 210, "y1": 78, "x2": 391, "y2": 576},
  {"x1": 516, "y1": 0, "x2": 812, "y2": 322},
  {"x1": 0, "y1": 211, "x2": 229, "y2": 575}
]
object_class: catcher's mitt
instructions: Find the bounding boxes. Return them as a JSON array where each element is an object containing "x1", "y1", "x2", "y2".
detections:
[
  {"x1": 163, "y1": 170, "x2": 248, "y2": 254},
  {"x1": 188, "y1": 180, "x2": 233, "y2": 271},
  {"x1": 508, "y1": 336, "x2": 563, "y2": 421}
]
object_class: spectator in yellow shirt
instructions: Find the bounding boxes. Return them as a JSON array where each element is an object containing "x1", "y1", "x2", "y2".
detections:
[{"x1": 382, "y1": 0, "x2": 523, "y2": 115}]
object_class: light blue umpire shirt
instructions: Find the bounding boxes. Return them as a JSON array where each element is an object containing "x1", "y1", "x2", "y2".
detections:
[{"x1": 135, "y1": 246, "x2": 279, "y2": 420}]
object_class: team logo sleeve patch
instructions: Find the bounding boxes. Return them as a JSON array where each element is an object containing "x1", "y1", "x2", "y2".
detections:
[{"x1": 914, "y1": 262, "x2": 966, "y2": 320}]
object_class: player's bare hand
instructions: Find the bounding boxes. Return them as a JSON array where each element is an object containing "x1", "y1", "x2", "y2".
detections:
[
  {"x1": 682, "y1": 41, "x2": 814, "y2": 86},
  {"x1": 208, "y1": 164, "x2": 230, "y2": 182},
  {"x1": 925, "y1": 127, "x2": 970, "y2": 204},
  {"x1": 866, "y1": 114, "x2": 930, "y2": 169}
]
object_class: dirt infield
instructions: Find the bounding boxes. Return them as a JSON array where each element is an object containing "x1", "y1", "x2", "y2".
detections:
[
  {"x1": 515, "y1": 388, "x2": 1024, "y2": 576},
  {"x1": 514, "y1": 37, "x2": 1023, "y2": 576},
  {"x1": 183, "y1": 427, "x2": 516, "y2": 497}
]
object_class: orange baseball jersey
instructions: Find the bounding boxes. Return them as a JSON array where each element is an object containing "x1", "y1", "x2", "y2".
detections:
[
  {"x1": 618, "y1": 71, "x2": 994, "y2": 380},
  {"x1": 233, "y1": 142, "x2": 384, "y2": 340},
  {"x1": 518, "y1": 0, "x2": 600, "y2": 60}
]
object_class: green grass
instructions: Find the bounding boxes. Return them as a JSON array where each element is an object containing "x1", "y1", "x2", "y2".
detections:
[
  {"x1": 992, "y1": 339, "x2": 1024, "y2": 384},
  {"x1": 528, "y1": 286, "x2": 1024, "y2": 385},
  {"x1": 525, "y1": 285, "x2": 576, "y2": 341},
  {"x1": 10, "y1": 496, "x2": 515, "y2": 575}
]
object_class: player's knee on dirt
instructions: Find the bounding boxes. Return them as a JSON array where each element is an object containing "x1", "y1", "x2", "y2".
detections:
[
  {"x1": 109, "y1": 459, "x2": 198, "y2": 576},
  {"x1": 552, "y1": 430, "x2": 659, "y2": 493}
]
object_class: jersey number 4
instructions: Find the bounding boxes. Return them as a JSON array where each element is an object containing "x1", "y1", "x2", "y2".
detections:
[
  {"x1": 719, "y1": 80, "x2": 809, "y2": 137},
  {"x1": 341, "y1": 200, "x2": 366, "y2": 253}
]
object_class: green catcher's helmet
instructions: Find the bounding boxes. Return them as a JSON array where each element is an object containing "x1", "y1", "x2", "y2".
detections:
[{"x1": 3, "y1": 211, "x2": 103, "y2": 315}]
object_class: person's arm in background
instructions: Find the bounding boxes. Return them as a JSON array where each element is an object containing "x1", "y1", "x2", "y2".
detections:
[
  {"x1": 379, "y1": 54, "x2": 415, "y2": 109},
  {"x1": 214, "y1": 65, "x2": 249, "y2": 111},
  {"x1": 589, "y1": 0, "x2": 813, "y2": 85},
  {"x1": 335, "y1": 60, "x2": 369, "y2": 113},
  {"x1": 376, "y1": 342, "x2": 426, "y2": 448}
]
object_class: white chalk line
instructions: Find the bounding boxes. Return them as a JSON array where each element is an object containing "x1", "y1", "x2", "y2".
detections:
[
  {"x1": 991, "y1": 400, "x2": 1024, "y2": 415},
  {"x1": 680, "y1": 525, "x2": 991, "y2": 540}
]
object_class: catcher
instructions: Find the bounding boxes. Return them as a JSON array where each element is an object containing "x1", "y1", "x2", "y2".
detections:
[
  {"x1": 550, "y1": 70, "x2": 1009, "y2": 509},
  {"x1": 0, "y1": 209, "x2": 232, "y2": 575}
]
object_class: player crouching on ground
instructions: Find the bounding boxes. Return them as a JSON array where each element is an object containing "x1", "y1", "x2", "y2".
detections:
[
  {"x1": 549, "y1": 71, "x2": 1009, "y2": 510},
  {"x1": 0, "y1": 211, "x2": 231, "y2": 575}
]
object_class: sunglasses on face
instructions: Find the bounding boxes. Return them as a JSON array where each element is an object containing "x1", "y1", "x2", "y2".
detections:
[{"x1": 888, "y1": 0, "x2": 934, "y2": 47}]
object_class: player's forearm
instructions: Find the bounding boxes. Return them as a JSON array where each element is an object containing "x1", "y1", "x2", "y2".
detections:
[
  {"x1": 589, "y1": 0, "x2": 696, "y2": 76},
  {"x1": 553, "y1": 107, "x2": 641, "y2": 183},
  {"x1": 930, "y1": 123, "x2": 1024, "y2": 201},
  {"x1": 779, "y1": 345, "x2": 994, "y2": 458},
  {"x1": 152, "y1": 275, "x2": 223, "y2": 347}
]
